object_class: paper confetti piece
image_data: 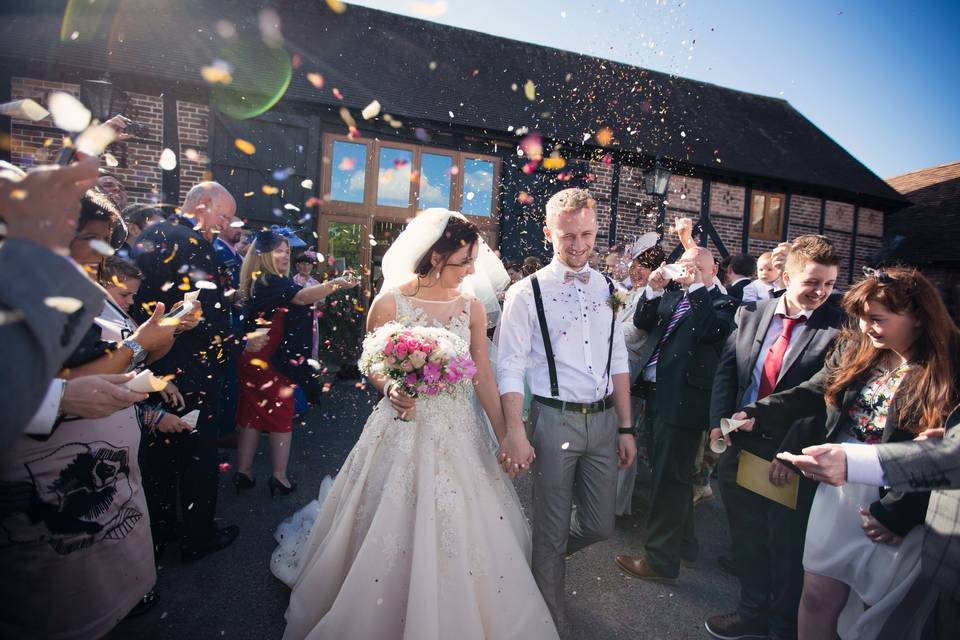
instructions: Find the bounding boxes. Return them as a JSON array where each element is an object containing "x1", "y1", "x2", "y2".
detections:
[
  {"x1": 44, "y1": 296, "x2": 83, "y2": 313},
  {"x1": 250, "y1": 358, "x2": 269, "y2": 369},
  {"x1": 301, "y1": 178, "x2": 313, "y2": 189},
  {"x1": 262, "y1": 185, "x2": 280, "y2": 195},
  {"x1": 159, "y1": 148, "x2": 178, "y2": 171},
  {"x1": 235, "y1": 138, "x2": 256, "y2": 155},
  {"x1": 332, "y1": 87, "x2": 344, "y2": 100},
  {"x1": 48, "y1": 92, "x2": 90, "y2": 132},
  {"x1": 326, "y1": 0, "x2": 347, "y2": 13},
  {"x1": 201, "y1": 60, "x2": 233, "y2": 85},
  {"x1": 361, "y1": 100, "x2": 381, "y2": 120},
  {"x1": 596, "y1": 127, "x2": 614, "y2": 146},
  {"x1": 306, "y1": 72, "x2": 324, "y2": 89},
  {"x1": 523, "y1": 79, "x2": 536, "y2": 101},
  {"x1": 0, "y1": 98, "x2": 49, "y2": 121},
  {"x1": 88, "y1": 239, "x2": 114, "y2": 256}
]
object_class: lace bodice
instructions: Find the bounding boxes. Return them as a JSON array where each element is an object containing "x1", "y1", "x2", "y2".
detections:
[{"x1": 392, "y1": 288, "x2": 472, "y2": 341}]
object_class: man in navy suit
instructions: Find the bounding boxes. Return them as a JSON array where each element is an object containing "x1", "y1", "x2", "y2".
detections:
[{"x1": 705, "y1": 235, "x2": 844, "y2": 640}]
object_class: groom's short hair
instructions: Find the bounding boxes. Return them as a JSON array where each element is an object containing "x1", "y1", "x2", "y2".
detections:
[{"x1": 546, "y1": 188, "x2": 596, "y2": 228}]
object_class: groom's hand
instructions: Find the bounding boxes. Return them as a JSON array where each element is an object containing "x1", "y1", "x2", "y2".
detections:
[
  {"x1": 499, "y1": 429, "x2": 535, "y2": 479},
  {"x1": 617, "y1": 434, "x2": 637, "y2": 469}
]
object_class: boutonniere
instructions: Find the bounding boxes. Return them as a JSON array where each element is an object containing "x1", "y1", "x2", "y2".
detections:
[{"x1": 607, "y1": 289, "x2": 629, "y2": 313}]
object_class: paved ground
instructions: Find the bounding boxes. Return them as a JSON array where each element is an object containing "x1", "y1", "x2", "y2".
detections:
[{"x1": 116, "y1": 383, "x2": 738, "y2": 640}]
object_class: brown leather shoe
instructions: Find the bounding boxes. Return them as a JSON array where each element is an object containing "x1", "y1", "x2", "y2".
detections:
[
  {"x1": 704, "y1": 612, "x2": 769, "y2": 639},
  {"x1": 614, "y1": 555, "x2": 677, "y2": 582}
]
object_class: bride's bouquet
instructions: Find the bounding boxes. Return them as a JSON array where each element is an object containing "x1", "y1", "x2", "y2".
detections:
[{"x1": 359, "y1": 322, "x2": 478, "y2": 421}]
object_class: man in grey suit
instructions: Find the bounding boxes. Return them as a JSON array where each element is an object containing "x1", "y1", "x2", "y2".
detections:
[
  {"x1": 0, "y1": 158, "x2": 105, "y2": 441},
  {"x1": 780, "y1": 404, "x2": 960, "y2": 639},
  {"x1": 705, "y1": 235, "x2": 844, "y2": 640}
]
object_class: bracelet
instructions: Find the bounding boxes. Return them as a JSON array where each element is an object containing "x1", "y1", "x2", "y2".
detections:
[
  {"x1": 618, "y1": 427, "x2": 636, "y2": 436},
  {"x1": 383, "y1": 380, "x2": 395, "y2": 397}
]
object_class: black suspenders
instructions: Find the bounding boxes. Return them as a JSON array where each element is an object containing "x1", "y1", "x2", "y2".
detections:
[{"x1": 530, "y1": 274, "x2": 617, "y2": 399}]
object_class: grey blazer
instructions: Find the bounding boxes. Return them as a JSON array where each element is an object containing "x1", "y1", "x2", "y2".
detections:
[
  {"x1": 0, "y1": 239, "x2": 104, "y2": 445},
  {"x1": 876, "y1": 404, "x2": 960, "y2": 601}
]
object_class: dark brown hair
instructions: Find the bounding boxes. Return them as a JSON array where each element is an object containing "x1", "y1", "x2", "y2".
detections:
[
  {"x1": 825, "y1": 266, "x2": 960, "y2": 433},
  {"x1": 101, "y1": 255, "x2": 142, "y2": 287},
  {"x1": 413, "y1": 215, "x2": 480, "y2": 277}
]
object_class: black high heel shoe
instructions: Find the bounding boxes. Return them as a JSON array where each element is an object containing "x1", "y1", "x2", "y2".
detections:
[
  {"x1": 269, "y1": 476, "x2": 297, "y2": 497},
  {"x1": 233, "y1": 472, "x2": 256, "y2": 495}
]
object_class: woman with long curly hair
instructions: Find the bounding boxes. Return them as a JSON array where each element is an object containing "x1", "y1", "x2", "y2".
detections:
[{"x1": 729, "y1": 266, "x2": 960, "y2": 639}]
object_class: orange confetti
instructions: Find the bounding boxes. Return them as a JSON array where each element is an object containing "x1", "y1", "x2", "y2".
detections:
[
  {"x1": 235, "y1": 138, "x2": 256, "y2": 155},
  {"x1": 542, "y1": 153, "x2": 566, "y2": 170},
  {"x1": 162, "y1": 244, "x2": 179, "y2": 264},
  {"x1": 262, "y1": 185, "x2": 280, "y2": 195},
  {"x1": 250, "y1": 358, "x2": 269, "y2": 370},
  {"x1": 596, "y1": 127, "x2": 614, "y2": 146},
  {"x1": 307, "y1": 72, "x2": 324, "y2": 89},
  {"x1": 326, "y1": 0, "x2": 347, "y2": 13}
]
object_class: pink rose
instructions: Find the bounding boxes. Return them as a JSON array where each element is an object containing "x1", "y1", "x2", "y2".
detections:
[{"x1": 408, "y1": 350, "x2": 427, "y2": 369}]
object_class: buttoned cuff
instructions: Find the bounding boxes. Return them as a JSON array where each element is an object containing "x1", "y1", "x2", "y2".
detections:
[
  {"x1": 841, "y1": 442, "x2": 887, "y2": 486},
  {"x1": 687, "y1": 282, "x2": 705, "y2": 293},
  {"x1": 24, "y1": 379, "x2": 66, "y2": 436}
]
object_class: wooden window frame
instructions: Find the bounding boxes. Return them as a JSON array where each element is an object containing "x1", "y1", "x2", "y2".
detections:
[
  {"x1": 749, "y1": 190, "x2": 785, "y2": 241},
  {"x1": 417, "y1": 147, "x2": 459, "y2": 212},
  {"x1": 321, "y1": 134, "x2": 375, "y2": 215}
]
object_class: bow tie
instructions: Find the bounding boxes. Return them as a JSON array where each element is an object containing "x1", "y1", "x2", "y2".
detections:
[{"x1": 563, "y1": 270, "x2": 590, "y2": 285}]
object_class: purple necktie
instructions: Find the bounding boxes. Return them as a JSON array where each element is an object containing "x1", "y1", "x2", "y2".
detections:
[{"x1": 646, "y1": 295, "x2": 692, "y2": 369}]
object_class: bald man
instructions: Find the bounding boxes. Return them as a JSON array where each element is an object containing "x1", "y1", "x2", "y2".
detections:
[
  {"x1": 132, "y1": 181, "x2": 241, "y2": 562},
  {"x1": 615, "y1": 247, "x2": 738, "y2": 582}
]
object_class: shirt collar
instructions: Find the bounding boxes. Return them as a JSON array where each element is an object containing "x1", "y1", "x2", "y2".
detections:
[
  {"x1": 547, "y1": 256, "x2": 593, "y2": 278},
  {"x1": 775, "y1": 295, "x2": 812, "y2": 320}
]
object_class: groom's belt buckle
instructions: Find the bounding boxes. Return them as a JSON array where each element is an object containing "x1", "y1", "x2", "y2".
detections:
[{"x1": 533, "y1": 395, "x2": 613, "y2": 415}]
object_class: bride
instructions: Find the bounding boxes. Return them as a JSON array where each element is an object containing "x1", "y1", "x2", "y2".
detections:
[{"x1": 270, "y1": 210, "x2": 559, "y2": 640}]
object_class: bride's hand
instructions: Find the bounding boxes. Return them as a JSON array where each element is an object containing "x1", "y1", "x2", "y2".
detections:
[
  {"x1": 498, "y1": 430, "x2": 535, "y2": 479},
  {"x1": 385, "y1": 381, "x2": 416, "y2": 420}
]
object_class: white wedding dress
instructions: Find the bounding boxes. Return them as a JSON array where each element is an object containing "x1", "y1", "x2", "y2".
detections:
[{"x1": 271, "y1": 290, "x2": 559, "y2": 640}]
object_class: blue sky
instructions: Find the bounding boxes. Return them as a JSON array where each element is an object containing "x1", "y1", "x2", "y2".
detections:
[{"x1": 351, "y1": 0, "x2": 959, "y2": 180}]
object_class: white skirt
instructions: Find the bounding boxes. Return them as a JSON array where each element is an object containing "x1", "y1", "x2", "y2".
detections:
[{"x1": 804, "y1": 480, "x2": 924, "y2": 639}]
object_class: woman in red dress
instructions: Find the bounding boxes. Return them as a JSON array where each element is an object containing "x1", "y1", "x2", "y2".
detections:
[{"x1": 235, "y1": 229, "x2": 358, "y2": 496}]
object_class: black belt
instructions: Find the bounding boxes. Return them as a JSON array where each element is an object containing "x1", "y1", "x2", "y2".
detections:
[{"x1": 532, "y1": 395, "x2": 614, "y2": 415}]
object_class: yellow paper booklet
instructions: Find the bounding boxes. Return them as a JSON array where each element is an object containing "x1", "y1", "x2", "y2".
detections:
[{"x1": 736, "y1": 450, "x2": 799, "y2": 510}]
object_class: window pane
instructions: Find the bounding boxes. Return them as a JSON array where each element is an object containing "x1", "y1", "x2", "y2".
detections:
[
  {"x1": 419, "y1": 153, "x2": 453, "y2": 209},
  {"x1": 371, "y1": 220, "x2": 407, "y2": 293},
  {"x1": 462, "y1": 159, "x2": 495, "y2": 217},
  {"x1": 330, "y1": 141, "x2": 367, "y2": 203},
  {"x1": 377, "y1": 147, "x2": 413, "y2": 208},
  {"x1": 750, "y1": 194, "x2": 766, "y2": 233},
  {"x1": 327, "y1": 221, "x2": 363, "y2": 275},
  {"x1": 767, "y1": 197, "x2": 782, "y2": 236}
]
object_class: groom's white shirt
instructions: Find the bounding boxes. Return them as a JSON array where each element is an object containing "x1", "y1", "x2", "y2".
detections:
[{"x1": 496, "y1": 257, "x2": 629, "y2": 403}]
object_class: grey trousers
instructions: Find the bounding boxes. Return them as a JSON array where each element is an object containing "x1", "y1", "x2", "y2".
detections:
[{"x1": 528, "y1": 400, "x2": 619, "y2": 624}]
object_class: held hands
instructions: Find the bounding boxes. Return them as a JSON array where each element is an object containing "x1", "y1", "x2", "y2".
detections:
[
  {"x1": 498, "y1": 428, "x2": 535, "y2": 479},
  {"x1": 860, "y1": 508, "x2": 902, "y2": 545},
  {"x1": 768, "y1": 459, "x2": 796, "y2": 487}
]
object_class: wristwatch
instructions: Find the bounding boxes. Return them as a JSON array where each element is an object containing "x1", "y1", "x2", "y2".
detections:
[
  {"x1": 618, "y1": 426, "x2": 637, "y2": 436},
  {"x1": 122, "y1": 338, "x2": 148, "y2": 368}
]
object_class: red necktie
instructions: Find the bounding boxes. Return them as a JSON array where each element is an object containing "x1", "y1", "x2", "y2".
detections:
[{"x1": 757, "y1": 316, "x2": 804, "y2": 399}]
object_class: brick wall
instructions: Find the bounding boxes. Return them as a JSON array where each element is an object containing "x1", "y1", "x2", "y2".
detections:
[
  {"x1": 177, "y1": 100, "x2": 211, "y2": 203},
  {"x1": 7, "y1": 76, "x2": 213, "y2": 208}
]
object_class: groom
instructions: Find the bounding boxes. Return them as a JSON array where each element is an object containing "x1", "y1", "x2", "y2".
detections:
[{"x1": 497, "y1": 188, "x2": 637, "y2": 624}]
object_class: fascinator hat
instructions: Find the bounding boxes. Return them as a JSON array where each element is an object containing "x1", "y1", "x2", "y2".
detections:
[
  {"x1": 253, "y1": 225, "x2": 307, "y2": 253},
  {"x1": 378, "y1": 208, "x2": 510, "y2": 326}
]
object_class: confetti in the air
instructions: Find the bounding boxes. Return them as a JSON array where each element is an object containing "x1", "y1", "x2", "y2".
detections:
[
  {"x1": 44, "y1": 296, "x2": 83, "y2": 313},
  {"x1": 159, "y1": 148, "x2": 178, "y2": 171},
  {"x1": 361, "y1": 100, "x2": 382, "y2": 120},
  {"x1": 48, "y1": 92, "x2": 91, "y2": 132},
  {"x1": 235, "y1": 138, "x2": 256, "y2": 155}
]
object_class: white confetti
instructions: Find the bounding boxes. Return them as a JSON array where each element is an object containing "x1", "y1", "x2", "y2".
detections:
[
  {"x1": 48, "y1": 92, "x2": 90, "y2": 132},
  {"x1": 103, "y1": 152, "x2": 119, "y2": 167},
  {"x1": 76, "y1": 123, "x2": 117, "y2": 156},
  {"x1": 361, "y1": 100, "x2": 382, "y2": 120},
  {"x1": 195, "y1": 280, "x2": 218, "y2": 290},
  {"x1": 284, "y1": 203, "x2": 300, "y2": 211},
  {"x1": 159, "y1": 148, "x2": 178, "y2": 171},
  {"x1": 88, "y1": 239, "x2": 115, "y2": 256},
  {"x1": 560, "y1": 441, "x2": 570, "y2": 450},
  {"x1": 0, "y1": 98, "x2": 49, "y2": 121},
  {"x1": 301, "y1": 178, "x2": 314, "y2": 189},
  {"x1": 44, "y1": 296, "x2": 83, "y2": 313}
]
